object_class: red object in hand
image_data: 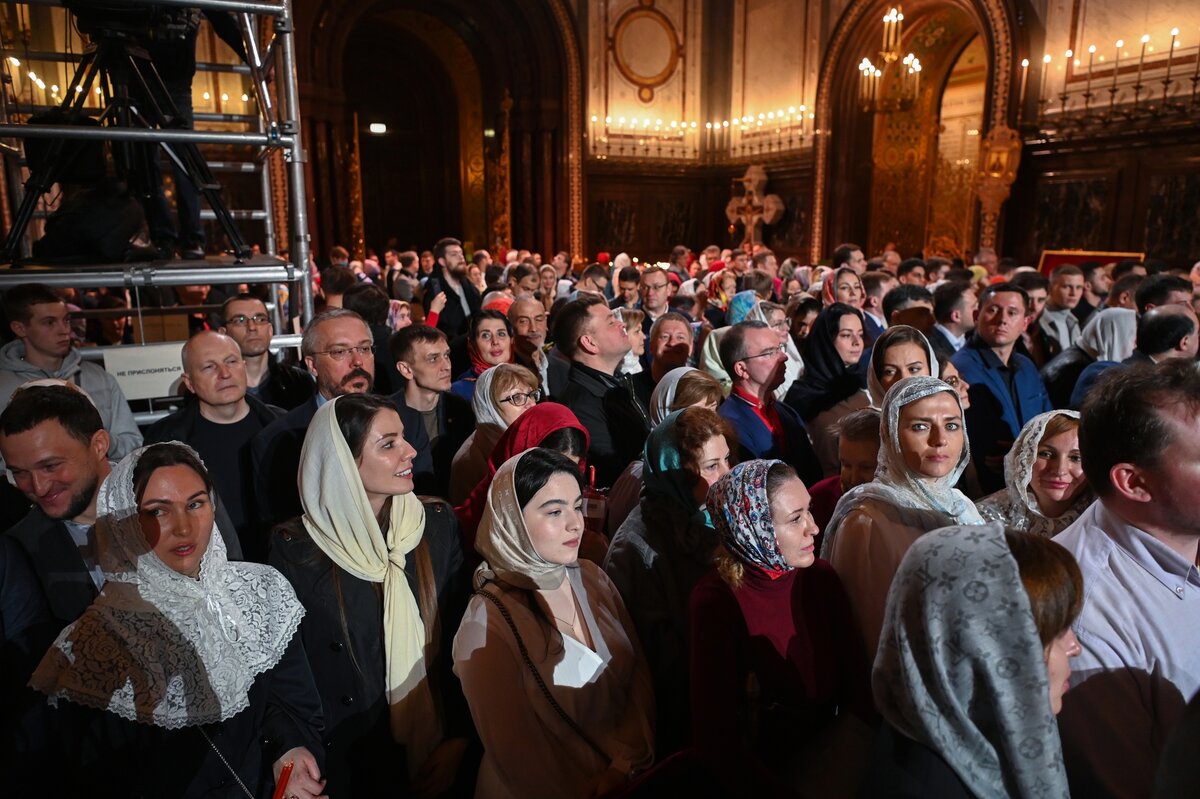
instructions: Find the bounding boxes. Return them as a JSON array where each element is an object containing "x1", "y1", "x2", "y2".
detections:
[
  {"x1": 581, "y1": 465, "x2": 607, "y2": 534},
  {"x1": 271, "y1": 761, "x2": 294, "y2": 799}
]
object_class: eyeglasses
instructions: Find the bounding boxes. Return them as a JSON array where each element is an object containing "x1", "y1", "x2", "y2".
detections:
[
  {"x1": 641, "y1": 282, "x2": 669, "y2": 292},
  {"x1": 739, "y1": 345, "x2": 785, "y2": 362},
  {"x1": 499, "y1": 389, "x2": 541, "y2": 407},
  {"x1": 223, "y1": 313, "x2": 271, "y2": 327},
  {"x1": 313, "y1": 345, "x2": 376, "y2": 361}
]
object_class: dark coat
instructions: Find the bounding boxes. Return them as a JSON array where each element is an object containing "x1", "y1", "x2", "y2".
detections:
[
  {"x1": 390, "y1": 389, "x2": 474, "y2": 500},
  {"x1": 422, "y1": 265, "x2": 481, "y2": 339},
  {"x1": 858, "y1": 723, "x2": 973, "y2": 798},
  {"x1": 1040, "y1": 344, "x2": 1096, "y2": 410},
  {"x1": 927, "y1": 326, "x2": 958, "y2": 365},
  {"x1": 268, "y1": 500, "x2": 474, "y2": 798},
  {"x1": 952, "y1": 338, "x2": 1053, "y2": 493},
  {"x1": 254, "y1": 356, "x2": 316, "y2": 411},
  {"x1": 250, "y1": 395, "x2": 319, "y2": 526},
  {"x1": 559, "y1": 362, "x2": 651, "y2": 489},
  {"x1": 719, "y1": 392, "x2": 823, "y2": 487},
  {"x1": 145, "y1": 393, "x2": 284, "y2": 444}
]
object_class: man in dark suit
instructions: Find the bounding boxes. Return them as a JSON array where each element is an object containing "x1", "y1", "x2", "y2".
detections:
[
  {"x1": 861, "y1": 271, "x2": 896, "y2": 346},
  {"x1": 251, "y1": 308, "x2": 377, "y2": 525},
  {"x1": 219, "y1": 293, "x2": 315, "y2": 411},
  {"x1": 717, "y1": 321, "x2": 822, "y2": 486},
  {"x1": 929, "y1": 280, "x2": 978, "y2": 364},
  {"x1": 390, "y1": 325, "x2": 473, "y2": 500},
  {"x1": 952, "y1": 283, "x2": 1052, "y2": 493},
  {"x1": 555, "y1": 295, "x2": 651, "y2": 488}
]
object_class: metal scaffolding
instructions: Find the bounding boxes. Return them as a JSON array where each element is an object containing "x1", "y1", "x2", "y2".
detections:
[{"x1": 0, "y1": 0, "x2": 314, "y2": 323}]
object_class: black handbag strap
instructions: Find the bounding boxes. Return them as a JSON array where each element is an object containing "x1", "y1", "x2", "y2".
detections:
[{"x1": 473, "y1": 586, "x2": 610, "y2": 762}]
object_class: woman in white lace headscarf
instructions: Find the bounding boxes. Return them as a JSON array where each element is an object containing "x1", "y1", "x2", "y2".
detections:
[
  {"x1": 450, "y1": 363, "x2": 540, "y2": 505},
  {"x1": 29, "y1": 442, "x2": 323, "y2": 798},
  {"x1": 822, "y1": 376, "x2": 982, "y2": 656},
  {"x1": 977, "y1": 410, "x2": 1093, "y2": 537}
]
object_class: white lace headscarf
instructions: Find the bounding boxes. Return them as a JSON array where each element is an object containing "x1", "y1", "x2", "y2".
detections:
[
  {"x1": 29, "y1": 443, "x2": 304, "y2": 728},
  {"x1": 977, "y1": 410, "x2": 1093, "y2": 537},
  {"x1": 822, "y1": 376, "x2": 982, "y2": 557},
  {"x1": 866, "y1": 325, "x2": 939, "y2": 407},
  {"x1": 649, "y1": 366, "x2": 695, "y2": 425},
  {"x1": 1078, "y1": 307, "x2": 1136, "y2": 361}
]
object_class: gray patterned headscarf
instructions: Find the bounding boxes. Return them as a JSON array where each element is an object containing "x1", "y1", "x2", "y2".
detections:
[
  {"x1": 874, "y1": 522, "x2": 1070, "y2": 798},
  {"x1": 977, "y1": 410, "x2": 1093, "y2": 537}
]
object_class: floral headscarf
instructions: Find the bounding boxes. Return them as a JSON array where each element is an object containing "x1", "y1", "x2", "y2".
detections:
[{"x1": 707, "y1": 459, "x2": 790, "y2": 574}]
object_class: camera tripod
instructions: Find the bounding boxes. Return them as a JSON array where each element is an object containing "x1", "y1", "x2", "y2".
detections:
[{"x1": 2, "y1": 29, "x2": 252, "y2": 262}]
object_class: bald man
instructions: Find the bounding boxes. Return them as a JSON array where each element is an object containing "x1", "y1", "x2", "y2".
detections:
[{"x1": 145, "y1": 331, "x2": 285, "y2": 560}]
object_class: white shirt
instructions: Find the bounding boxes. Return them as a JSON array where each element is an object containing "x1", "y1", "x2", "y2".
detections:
[{"x1": 934, "y1": 322, "x2": 967, "y2": 351}]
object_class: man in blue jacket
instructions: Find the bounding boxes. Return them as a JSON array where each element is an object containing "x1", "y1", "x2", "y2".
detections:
[
  {"x1": 952, "y1": 282, "x2": 1052, "y2": 493},
  {"x1": 718, "y1": 321, "x2": 822, "y2": 485}
]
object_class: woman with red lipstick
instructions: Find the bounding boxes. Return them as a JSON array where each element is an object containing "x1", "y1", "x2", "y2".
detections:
[
  {"x1": 689, "y1": 459, "x2": 872, "y2": 796},
  {"x1": 450, "y1": 311, "x2": 514, "y2": 403},
  {"x1": 453, "y1": 448, "x2": 654, "y2": 799},
  {"x1": 823, "y1": 376, "x2": 983, "y2": 657},
  {"x1": 271, "y1": 394, "x2": 474, "y2": 798},
  {"x1": 978, "y1": 411, "x2": 1093, "y2": 537},
  {"x1": 863, "y1": 523, "x2": 1078, "y2": 797},
  {"x1": 30, "y1": 443, "x2": 326, "y2": 798}
]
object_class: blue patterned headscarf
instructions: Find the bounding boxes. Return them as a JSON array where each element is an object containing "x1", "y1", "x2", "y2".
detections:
[
  {"x1": 707, "y1": 459, "x2": 789, "y2": 573},
  {"x1": 726, "y1": 290, "x2": 759, "y2": 325}
]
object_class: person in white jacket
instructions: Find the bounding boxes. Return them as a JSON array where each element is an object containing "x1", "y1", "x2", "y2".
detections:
[{"x1": 1, "y1": 284, "x2": 141, "y2": 467}]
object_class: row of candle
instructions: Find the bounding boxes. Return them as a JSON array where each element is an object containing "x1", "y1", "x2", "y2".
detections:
[
  {"x1": 587, "y1": 106, "x2": 815, "y2": 159},
  {"x1": 1022, "y1": 29, "x2": 1199, "y2": 106}
]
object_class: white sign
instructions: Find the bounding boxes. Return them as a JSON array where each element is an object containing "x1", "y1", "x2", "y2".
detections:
[{"x1": 103, "y1": 343, "x2": 185, "y2": 400}]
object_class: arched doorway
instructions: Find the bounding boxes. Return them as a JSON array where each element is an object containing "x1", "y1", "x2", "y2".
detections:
[{"x1": 811, "y1": 0, "x2": 1020, "y2": 261}]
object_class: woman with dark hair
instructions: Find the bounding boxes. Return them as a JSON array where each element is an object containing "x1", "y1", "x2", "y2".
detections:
[
  {"x1": 605, "y1": 406, "x2": 735, "y2": 755},
  {"x1": 867, "y1": 325, "x2": 939, "y2": 406},
  {"x1": 453, "y1": 448, "x2": 654, "y2": 798},
  {"x1": 30, "y1": 442, "x2": 325, "y2": 798},
  {"x1": 270, "y1": 394, "x2": 473, "y2": 798},
  {"x1": 823, "y1": 377, "x2": 982, "y2": 656},
  {"x1": 821, "y1": 266, "x2": 865, "y2": 309},
  {"x1": 785, "y1": 302, "x2": 870, "y2": 475},
  {"x1": 978, "y1": 411, "x2": 1092, "y2": 537},
  {"x1": 863, "y1": 524, "x2": 1079, "y2": 797},
  {"x1": 453, "y1": 402, "x2": 591, "y2": 555},
  {"x1": 689, "y1": 460, "x2": 871, "y2": 795},
  {"x1": 450, "y1": 310, "x2": 514, "y2": 401}
]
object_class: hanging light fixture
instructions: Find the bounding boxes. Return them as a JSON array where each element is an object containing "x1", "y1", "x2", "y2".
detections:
[{"x1": 859, "y1": 5, "x2": 922, "y2": 112}]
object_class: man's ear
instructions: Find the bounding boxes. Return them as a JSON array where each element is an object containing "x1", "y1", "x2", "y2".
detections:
[
  {"x1": 303, "y1": 355, "x2": 318, "y2": 376},
  {"x1": 10, "y1": 319, "x2": 26, "y2": 339},
  {"x1": 396, "y1": 360, "x2": 414, "y2": 380},
  {"x1": 89, "y1": 428, "x2": 111, "y2": 461},
  {"x1": 732, "y1": 359, "x2": 750, "y2": 382},
  {"x1": 181, "y1": 373, "x2": 195, "y2": 395},
  {"x1": 1109, "y1": 463, "x2": 1153, "y2": 503}
]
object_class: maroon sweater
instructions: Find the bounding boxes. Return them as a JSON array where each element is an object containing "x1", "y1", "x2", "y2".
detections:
[{"x1": 688, "y1": 560, "x2": 871, "y2": 794}]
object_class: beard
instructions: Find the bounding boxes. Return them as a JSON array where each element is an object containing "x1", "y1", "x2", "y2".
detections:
[
  {"x1": 326, "y1": 367, "x2": 374, "y2": 397},
  {"x1": 51, "y1": 473, "x2": 100, "y2": 521}
]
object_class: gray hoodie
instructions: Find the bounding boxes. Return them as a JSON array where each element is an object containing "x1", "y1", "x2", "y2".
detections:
[{"x1": 0, "y1": 340, "x2": 143, "y2": 466}]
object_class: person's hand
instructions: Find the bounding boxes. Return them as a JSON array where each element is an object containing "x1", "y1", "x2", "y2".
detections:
[
  {"x1": 430, "y1": 291, "x2": 448, "y2": 314},
  {"x1": 580, "y1": 766, "x2": 628, "y2": 799},
  {"x1": 412, "y1": 737, "x2": 469, "y2": 799},
  {"x1": 273, "y1": 747, "x2": 327, "y2": 799}
]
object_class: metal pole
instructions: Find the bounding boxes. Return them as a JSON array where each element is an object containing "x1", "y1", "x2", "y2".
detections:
[
  {"x1": 0, "y1": 123, "x2": 278, "y2": 146},
  {"x1": 17, "y1": 0, "x2": 286, "y2": 15},
  {"x1": 258, "y1": 117, "x2": 277, "y2": 256},
  {"x1": 0, "y1": 263, "x2": 300, "y2": 288},
  {"x1": 277, "y1": 0, "x2": 313, "y2": 323}
]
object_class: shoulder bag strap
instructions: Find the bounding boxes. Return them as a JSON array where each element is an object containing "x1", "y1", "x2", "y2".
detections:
[{"x1": 473, "y1": 586, "x2": 610, "y2": 762}]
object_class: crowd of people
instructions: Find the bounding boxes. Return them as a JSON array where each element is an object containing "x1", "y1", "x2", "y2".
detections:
[{"x1": 1, "y1": 237, "x2": 1198, "y2": 798}]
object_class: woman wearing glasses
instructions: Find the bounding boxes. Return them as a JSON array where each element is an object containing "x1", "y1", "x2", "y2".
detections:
[
  {"x1": 784, "y1": 303, "x2": 870, "y2": 476},
  {"x1": 450, "y1": 310, "x2": 514, "y2": 402},
  {"x1": 449, "y1": 364, "x2": 541, "y2": 505}
]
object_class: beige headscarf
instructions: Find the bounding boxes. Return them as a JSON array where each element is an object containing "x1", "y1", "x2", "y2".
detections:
[
  {"x1": 474, "y1": 449, "x2": 569, "y2": 591},
  {"x1": 299, "y1": 397, "x2": 438, "y2": 774}
]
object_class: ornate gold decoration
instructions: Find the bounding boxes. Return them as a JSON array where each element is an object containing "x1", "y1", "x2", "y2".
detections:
[
  {"x1": 546, "y1": 0, "x2": 584, "y2": 258},
  {"x1": 813, "y1": 0, "x2": 1015, "y2": 261},
  {"x1": 348, "y1": 113, "x2": 366, "y2": 259},
  {"x1": 268, "y1": 148, "x2": 289, "y2": 254},
  {"x1": 609, "y1": 0, "x2": 682, "y2": 103},
  {"x1": 974, "y1": 124, "x2": 1021, "y2": 249},
  {"x1": 486, "y1": 91, "x2": 514, "y2": 251}
]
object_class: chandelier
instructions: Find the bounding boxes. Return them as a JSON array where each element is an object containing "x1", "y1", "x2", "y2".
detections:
[{"x1": 858, "y1": 6, "x2": 922, "y2": 112}]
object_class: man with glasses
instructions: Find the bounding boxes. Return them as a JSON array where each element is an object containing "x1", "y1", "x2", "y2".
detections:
[
  {"x1": 637, "y1": 266, "x2": 672, "y2": 337},
  {"x1": 390, "y1": 325, "x2": 474, "y2": 499},
  {"x1": 220, "y1": 293, "x2": 315, "y2": 411},
  {"x1": 718, "y1": 320, "x2": 822, "y2": 485},
  {"x1": 251, "y1": 308, "x2": 382, "y2": 524}
]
